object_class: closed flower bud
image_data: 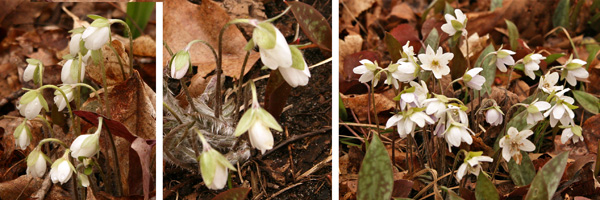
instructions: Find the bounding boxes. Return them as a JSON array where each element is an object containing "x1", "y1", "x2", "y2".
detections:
[
  {"x1": 69, "y1": 33, "x2": 83, "y2": 56},
  {"x1": 198, "y1": 137, "x2": 236, "y2": 190},
  {"x1": 71, "y1": 119, "x2": 102, "y2": 159},
  {"x1": 26, "y1": 149, "x2": 49, "y2": 178},
  {"x1": 53, "y1": 85, "x2": 74, "y2": 112},
  {"x1": 23, "y1": 59, "x2": 43, "y2": 85},
  {"x1": 14, "y1": 120, "x2": 31, "y2": 150},
  {"x1": 82, "y1": 25, "x2": 110, "y2": 50},
  {"x1": 78, "y1": 173, "x2": 90, "y2": 187},
  {"x1": 17, "y1": 90, "x2": 49, "y2": 120},
  {"x1": 485, "y1": 107, "x2": 503, "y2": 126},
  {"x1": 61, "y1": 59, "x2": 86, "y2": 84},
  {"x1": 278, "y1": 46, "x2": 311, "y2": 87},
  {"x1": 252, "y1": 21, "x2": 293, "y2": 70},
  {"x1": 50, "y1": 158, "x2": 74, "y2": 184},
  {"x1": 169, "y1": 50, "x2": 191, "y2": 79}
]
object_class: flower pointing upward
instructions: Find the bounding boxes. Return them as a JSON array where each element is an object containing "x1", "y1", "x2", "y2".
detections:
[
  {"x1": 418, "y1": 45, "x2": 454, "y2": 79},
  {"x1": 441, "y1": 9, "x2": 468, "y2": 36}
]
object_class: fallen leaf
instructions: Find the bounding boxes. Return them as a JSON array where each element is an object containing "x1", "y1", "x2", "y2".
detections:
[
  {"x1": 0, "y1": 175, "x2": 43, "y2": 199},
  {"x1": 163, "y1": 0, "x2": 259, "y2": 79},
  {"x1": 85, "y1": 40, "x2": 132, "y2": 86},
  {"x1": 341, "y1": 93, "x2": 395, "y2": 123},
  {"x1": 132, "y1": 35, "x2": 156, "y2": 57},
  {"x1": 583, "y1": 113, "x2": 600, "y2": 154}
]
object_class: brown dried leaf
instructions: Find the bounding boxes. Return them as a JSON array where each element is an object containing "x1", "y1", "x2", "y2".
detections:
[
  {"x1": 0, "y1": 175, "x2": 43, "y2": 199},
  {"x1": 341, "y1": 93, "x2": 395, "y2": 122},
  {"x1": 583, "y1": 114, "x2": 600, "y2": 154},
  {"x1": 132, "y1": 35, "x2": 156, "y2": 57},
  {"x1": 85, "y1": 40, "x2": 131, "y2": 86},
  {"x1": 163, "y1": 0, "x2": 259, "y2": 78}
]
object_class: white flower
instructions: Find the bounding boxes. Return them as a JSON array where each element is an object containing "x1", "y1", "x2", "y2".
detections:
[
  {"x1": 544, "y1": 88, "x2": 576, "y2": 127},
  {"x1": 248, "y1": 120, "x2": 274, "y2": 154},
  {"x1": 441, "y1": 9, "x2": 468, "y2": 36},
  {"x1": 18, "y1": 91, "x2": 47, "y2": 120},
  {"x1": 526, "y1": 99, "x2": 551, "y2": 125},
  {"x1": 50, "y1": 158, "x2": 73, "y2": 184},
  {"x1": 399, "y1": 80, "x2": 429, "y2": 109},
  {"x1": 82, "y1": 26, "x2": 110, "y2": 51},
  {"x1": 390, "y1": 59, "x2": 417, "y2": 84},
  {"x1": 495, "y1": 49, "x2": 515, "y2": 72},
  {"x1": 456, "y1": 152, "x2": 493, "y2": 181},
  {"x1": 538, "y1": 72, "x2": 563, "y2": 94},
  {"x1": 207, "y1": 160, "x2": 229, "y2": 190},
  {"x1": 26, "y1": 150, "x2": 47, "y2": 178},
  {"x1": 485, "y1": 107, "x2": 503, "y2": 126},
  {"x1": 402, "y1": 41, "x2": 416, "y2": 59},
  {"x1": 562, "y1": 58, "x2": 588, "y2": 86},
  {"x1": 522, "y1": 53, "x2": 546, "y2": 79},
  {"x1": 53, "y1": 85, "x2": 74, "y2": 112},
  {"x1": 443, "y1": 122, "x2": 474, "y2": 150},
  {"x1": 169, "y1": 50, "x2": 191, "y2": 79},
  {"x1": 14, "y1": 121, "x2": 31, "y2": 150},
  {"x1": 353, "y1": 59, "x2": 380, "y2": 83},
  {"x1": 386, "y1": 108, "x2": 434, "y2": 138},
  {"x1": 69, "y1": 33, "x2": 82, "y2": 56},
  {"x1": 561, "y1": 125, "x2": 584, "y2": 144},
  {"x1": 23, "y1": 64, "x2": 37, "y2": 82},
  {"x1": 61, "y1": 59, "x2": 86, "y2": 84},
  {"x1": 199, "y1": 139, "x2": 236, "y2": 190},
  {"x1": 70, "y1": 125, "x2": 101, "y2": 158},
  {"x1": 78, "y1": 173, "x2": 90, "y2": 187},
  {"x1": 254, "y1": 22, "x2": 293, "y2": 70},
  {"x1": 418, "y1": 45, "x2": 454, "y2": 79},
  {"x1": 499, "y1": 127, "x2": 535, "y2": 164},
  {"x1": 463, "y1": 68, "x2": 486, "y2": 90},
  {"x1": 279, "y1": 46, "x2": 311, "y2": 87},
  {"x1": 422, "y1": 95, "x2": 449, "y2": 119}
]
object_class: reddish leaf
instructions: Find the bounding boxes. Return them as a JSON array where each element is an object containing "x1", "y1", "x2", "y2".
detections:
[
  {"x1": 131, "y1": 137, "x2": 154, "y2": 200},
  {"x1": 73, "y1": 110, "x2": 137, "y2": 143},
  {"x1": 341, "y1": 51, "x2": 380, "y2": 94},
  {"x1": 286, "y1": 1, "x2": 332, "y2": 51},
  {"x1": 264, "y1": 70, "x2": 292, "y2": 119},
  {"x1": 211, "y1": 187, "x2": 251, "y2": 200},
  {"x1": 389, "y1": 24, "x2": 421, "y2": 53}
]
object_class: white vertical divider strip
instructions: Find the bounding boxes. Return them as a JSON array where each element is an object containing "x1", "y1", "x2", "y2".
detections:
[
  {"x1": 155, "y1": 2, "x2": 164, "y2": 199},
  {"x1": 332, "y1": 0, "x2": 340, "y2": 199}
]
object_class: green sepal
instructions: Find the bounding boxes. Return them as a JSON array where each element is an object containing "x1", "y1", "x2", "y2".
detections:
[
  {"x1": 365, "y1": 62, "x2": 377, "y2": 71},
  {"x1": 289, "y1": 45, "x2": 306, "y2": 70},
  {"x1": 252, "y1": 22, "x2": 277, "y2": 49},
  {"x1": 172, "y1": 51, "x2": 191, "y2": 71},
  {"x1": 62, "y1": 54, "x2": 75, "y2": 60},
  {"x1": 497, "y1": 50, "x2": 509, "y2": 58},
  {"x1": 14, "y1": 120, "x2": 26, "y2": 142},
  {"x1": 465, "y1": 151, "x2": 484, "y2": 162},
  {"x1": 26, "y1": 149, "x2": 40, "y2": 167},
  {"x1": 200, "y1": 151, "x2": 216, "y2": 186},
  {"x1": 37, "y1": 92, "x2": 49, "y2": 112},
  {"x1": 79, "y1": 40, "x2": 89, "y2": 56},
  {"x1": 69, "y1": 27, "x2": 85, "y2": 34},
  {"x1": 387, "y1": 63, "x2": 399, "y2": 73},
  {"x1": 244, "y1": 39, "x2": 255, "y2": 51},
  {"x1": 256, "y1": 108, "x2": 283, "y2": 132},
  {"x1": 392, "y1": 86, "x2": 416, "y2": 101},
  {"x1": 234, "y1": 109, "x2": 256, "y2": 136},
  {"x1": 463, "y1": 74, "x2": 472, "y2": 83},
  {"x1": 563, "y1": 102, "x2": 579, "y2": 110},
  {"x1": 81, "y1": 133, "x2": 100, "y2": 153},
  {"x1": 451, "y1": 20, "x2": 463, "y2": 30},
  {"x1": 70, "y1": 59, "x2": 81, "y2": 82},
  {"x1": 523, "y1": 54, "x2": 532, "y2": 63},
  {"x1": 84, "y1": 166, "x2": 93, "y2": 175},
  {"x1": 527, "y1": 105, "x2": 539, "y2": 114},
  {"x1": 26, "y1": 58, "x2": 40, "y2": 66},
  {"x1": 90, "y1": 18, "x2": 109, "y2": 28},
  {"x1": 33, "y1": 63, "x2": 42, "y2": 85},
  {"x1": 211, "y1": 149, "x2": 237, "y2": 171},
  {"x1": 91, "y1": 49, "x2": 102, "y2": 65},
  {"x1": 87, "y1": 15, "x2": 106, "y2": 21},
  {"x1": 50, "y1": 158, "x2": 65, "y2": 169}
]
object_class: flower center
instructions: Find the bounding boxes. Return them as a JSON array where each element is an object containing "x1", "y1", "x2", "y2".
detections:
[{"x1": 432, "y1": 60, "x2": 440, "y2": 68}]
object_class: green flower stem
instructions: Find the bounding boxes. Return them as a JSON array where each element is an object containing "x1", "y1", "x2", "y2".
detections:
[
  {"x1": 110, "y1": 19, "x2": 134, "y2": 75},
  {"x1": 108, "y1": 40, "x2": 127, "y2": 81},
  {"x1": 464, "y1": 34, "x2": 471, "y2": 70},
  {"x1": 264, "y1": 6, "x2": 291, "y2": 23},
  {"x1": 68, "y1": 153, "x2": 80, "y2": 200},
  {"x1": 71, "y1": 83, "x2": 98, "y2": 93},
  {"x1": 547, "y1": 66, "x2": 565, "y2": 73},
  {"x1": 235, "y1": 50, "x2": 251, "y2": 119},
  {"x1": 195, "y1": 128, "x2": 210, "y2": 151},
  {"x1": 180, "y1": 79, "x2": 201, "y2": 114},
  {"x1": 99, "y1": 50, "x2": 111, "y2": 118},
  {"x1": 163, "y1": 41, "x2": 174, "y2": 56},
  {"x1": 76, "y1": 54, "x2": 83, "y2": 137},
  {"x1": 37, "y1": 85, "x2": 73, "y2": 121},
  {"x1": 370, "y1": 80, "x2": 380, "y2": 132},
  {"x1": 101, "y1": 117, "x2": 122, "y2": 196},
  {"x1": 37, "y1": 138, "x2": 68, "y2": 148},
  {"x1": 446, "y1": 149, "x2": 467, "y2": 186},
  {"x1": 163, "y1": 102, "x2": 183, "y2": 124},
  {"x1": 37, "y1": 115, "x2": 54, "y2": 138}
]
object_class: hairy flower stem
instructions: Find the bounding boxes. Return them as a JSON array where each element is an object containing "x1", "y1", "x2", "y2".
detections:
[
  {"x1": 163, "y1": 102, "x2": 183, "y2": 124},
  {"x1": 38, "y1": 85, "x2": 74, "y2": 121},
  {"x1": 180, "y1": 79, "x2": 201, "y2": 114},
  {"x1": 446, "y1": 149, "x2": 467, "y2": 186},
  {"x1": 99, "y1": 56, "x2": 122, "y2": 196},
  {"x1": 370, "y1": 80, "x2": 380, "y2": 132},
  {"x1": 70, "y1": 156, "x2": 80, "y2": 200},
  {"x1": 108, "y1": 43, "x2": 127, "y2": 81},
  {"x1": 102, "y1": 118, "x2": 122, "y2": 196},
  {"x1": 235, "y1": 51, "x2": 251, "y2": 119},
  {"x1": 490, "y1": 150, "x2": 502, "y2": 183},
  {"x1": 110, "y1": 20, "x2": 134, "y2": 75}
]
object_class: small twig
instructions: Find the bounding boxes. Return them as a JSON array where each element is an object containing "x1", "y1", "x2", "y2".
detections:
[
  {"x1": 267, "y1": 182, "x2": 303, "y2": 200},
  {"x1": 295, "y1": 155, "x2": 332, "y2": 181},
  {"x1": 258, "y1": 127, "x2": 331, "y2": 159}
]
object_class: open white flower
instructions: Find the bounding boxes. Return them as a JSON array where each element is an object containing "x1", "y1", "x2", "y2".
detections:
[
  {"x1": 71, "y1": 119, "x2": 102, "y2": 158},
  {"x1": 443, "y1": 122, "x2": 474, "y2": 150},
  {"x1": 418, "y1": 45, "x2": 454, "y2": 79},
  {"x1": 278, "y1": 45, "x2": 311, "y2": 87},
  {"x1": 456, "y1": 152, "x2": 493, "y2": 181},
  {"x1": 561, "y1": 125, "x2": 584, "y2": 144},
  {"x1": 398, "y1": 80, "x2": 428, "y2": 110},
  {"x1": 82, "y1": 26, "x2": 110, "y2": 51},
  {"x1": 485, "y1": 106, "x2": 503, "y2": 126},
  {"x1": 422, "y1": 94, "x2": 449, "y2": 119},
  {"x1": 50, "y1": 158, "x2": 74, "y2": 184},
  {"x1": 353, "y1": 59, "x2": 381, "y2": 83},
  {"x1": 499, "y1": 127, "x2": 535, "y2": 164},
  {"x1": 544, "y1": 88, "x2": 576, "y2": 127},
  {"x1": 53, "y1": 85, "x2": 74, "y2": 112},
  {"x1": 526, "y1": 99, "x2": 551, "y2": 125},
  {"x1": 441, "y1": 9, "x2": 467, "y2": 36},
  {"x1": 522, "y1": 53, "x2": 546, "y2": 79},
  {"x1": 169, "y1": 50, "x2": 191, "y2": 79},
  {"x1": 252, "y1": 21, "x2": 292, "y2": 70},
  {"x1": 402, "y1": 41, "x2": 416, "y2": 59},
  {"x1": 538, "y1": 72, "x2": 563, "y2": 94},
  {"x1": 18, "y1": 90, "x2": 48, "y2": 120},
  {"x1": 390, "y1": 59, "x2": 417, "y2": 83},
  {"x1": 61, "y1": 59, "x2": 86, "y2": 84},
  {"x1": 463, "y1": 68, "x2": 486, "y2": 90},
  {"x1": 562, "y1": 58, "x2": 588, "y2": 86},
  {"x1": 14, "y1": 120, "x2": 31, "y2": 150},
  {"x1": 495, "y1": 49, "x2": 515, "y2": 72},
  {"x1": 26, "y1": 149, "x2": 48, "y2": 178},
  {"x1": 386, "y1": 107, "x2": 434, "y2": 138}
]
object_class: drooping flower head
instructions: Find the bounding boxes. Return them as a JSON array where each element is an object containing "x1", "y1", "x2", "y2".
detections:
[
  {"x1": 14, "y1": 119, "x2": 31, "y2": 150},
  {"x1": 456, "y1": 151, "x2": 493, "y2": 181},
  {"x1": 561, "y1": 57, "x2": 588, "y2": 86},
  {"x1": 560, "y1": 125, "x2": 584, "y2": 144},
  {"x1": 385, "y1": 107, "x2": 434, "y2": 138},
  {"x1": 544, "y1": 88, "x2": 577, "y2": 127},
  {"x1": 353, "y1": 59, "x2": 382, "y2": 84},
  {"x1": 484, "y1": 106, "x2": 504, "y2": 126},
  {"x1": 70, "y1": 117, "x2": 102, "y2": 159},
  {"x1": 61, "y1": 58, "x2": 86, "y2": 84},
  {"x1": 441, "y1": 9, "x2": 468, "y2": 36},
  {"x1": 495, "y1": 49, "x2": 515, "y2": 72},
  {"x1": 53, "y1": 85, "x2": 75, "y2": 112},
  {"x1": 251, "y1": 20, "x2": 292, "y2": 70},
  {"x1": 82, "y1": 15, "x2": 111, "y2": 51},
  {"x1": 522, "y1": 53, "x2": 546, "y2": 80},
  {"x1": 197, "y1": 131, "x2": 237, "y2": 190},
  {"x1": 26, "y1": 148, "x2": 49, "y2": 178},
  {"x1": 23, "y1": 58, "x2": 44, "y2": 85},
  {"x1": 169, "y1": 50, "x2": 191, "y2": 79},
  {"x1": 463, "y1": 68, "x2": 486, "y2": 90},
  {"x1": 50, "y1": 152, "x2": 75, "y2": 184},
  {"x1": 17, "y1": 90, "x2": 49, "y2": 120},
  {"x1": 278, "y1": 45, "x2": 311, "y2": 87}
]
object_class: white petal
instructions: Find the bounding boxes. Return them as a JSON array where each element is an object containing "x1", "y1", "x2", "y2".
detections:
[
  {"x1": 533, "y1": 101, "x2": 551, "y2": 111},
  {"x1": 69, "y1": 33, "x2": 82, "y2": 56},
  {"x1": 279, "y1": 64, "x2": 310, "y2": 87},
  {"x1": 23, "y1": 64, "x2": 36, "y2": 82},
  {"x1": 386, "y1": 114, "x2": 403, "y2": 129},
  {"x1": 520, "y1": 139, "x2": 536, "y2": 152},
  {"x1": 441, "y1": 24, "x2": 456, "y2": 35},
  {"x1": 207, "y1": 164, "x2": 228, "y2": 190},
  {"x1": 259, "y1": 29, "x2": 292, "y2": 69},
  {"x1": 552, "y1": 104, "x2": 565, "y2": 119},
  {"x1": 248, "y1": 121, "x2": 274, "y2": 154},
  {"x1": 456, "y1": 164, "x2": 467, "y2": 181}
]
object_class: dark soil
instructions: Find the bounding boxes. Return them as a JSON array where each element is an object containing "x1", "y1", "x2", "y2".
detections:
[{"x1": 163, "y1": 0, "x2": 332, "y2": 199}]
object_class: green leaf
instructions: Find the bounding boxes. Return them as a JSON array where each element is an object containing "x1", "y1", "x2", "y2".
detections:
[
  {"x1": 475, "y1": 173, "x2": 499, "y2": 200},
  {"x1": 553, "y1": 0, "x2": 570, "y2": 29},
  {"x1": 357, "y1": 134, "x2": 393, "y2": 200},
  {"x1": 289, "y1": 45, "x2": 306, "y2": 70},
  {"x1": 339, "y1": 93, "x2": 348, "y2": 121},
  {"x1": 287, "y1": 1, "x2": 332, "y2": 51},
  {"x1": 252, "y1": 22, "x2": 277, "y2": 50},
  {"x1": 505, "y1": 19, "x2": 519, "y2": 51},
  {"x1": 244, "y1": 38, "x2": 255, "y2": 52},
  {"x1": 450, "y1": 43, "x2": 467, "y2": 82},
  {"x1": 584, "y1": 37, "x2": 600, "y2": 69},
  {"x1": 442, "y1": 186, "x2": 464, "y2": 200},
  {"x1": 572, "y1": 90, "x2": 600, "y2": 114},
  {"x1": 545, "y1": 53, "x2": 566, "y2": 64},
  {"x1": 126, "y1": 2, "x2": 155, "y2": 39},
  {"x1": 490, "y1": 0, "x2": 503, "y2": 11},
  {"x1": 508, "y1": 151, "x2": 536, "y2": 186},
  {"x1": 234, "y1": 109, "x2": 255, "y2": 136},
  {"x1": 256, "y1": 108, "x2": 282, "y2": 132},
  {"x1": 384, "y1": 32, "x2": 402, "y2": 62},
  {"x1": 424, "y1": 28, "x2": 439, "y2": 50},
  {"x1": 525, "y1": 151, "x2": 569, "y2": 199},
  {"x1": 476, "y1": 44, "x2": 496, "y2": 96}
]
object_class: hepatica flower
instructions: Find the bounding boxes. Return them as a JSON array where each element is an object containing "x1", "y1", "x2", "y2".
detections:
[
  {"x1": 444, "y1": 122, "x2": 474, "y2": 150},
  {"x1": 456, "y1": 151, "x2": 492, "y2": 181},
  {"x1": 82, "y1": 16, "x2": 110, "y2": 51},
  {"x1": 463, "y1": 68, "x2": 485, "y2": 90},
  {"x1": 26, "y1": 149, "x2": 49, "y2": 178},
  {"x1": 23, "y1": 59, "x2": 43, "y2": 85},
  {"x1": 418, "y1": 45, "x2": 454, "y2": 79},
  {"x1": 495, "y1": 49, "x2": 515, "y2": 72},
  {"x1": 396, "y1": 80, "x2": 429, "y2": 110},
  {"x1": 422, "y1": 94, "x2": 449, "y2": 119},
  {"x1": 522, "y1": 53, "x2": 546, "y2": 79},
  {"x1": 198, "y1": 135, "x2": 236, "y2": 190},
  {"x1": 61, "y1": 59, "x2": 86, "y2": 84},
  {"x1": 278, "y1": 45, "x2": 311, "y2": 87},
  {"x1": 53, "y1": 85, "x2": 74, "y2": 112},
  {"x1": 169, "y1": 50, "x2": 191, "y2": 79},
  {"x1": 69, "y1": 27, "x2": 86, "y2": 56},
  {"x1": 526, "y1": 99, "x2": 551, "y2": 125},
  {"x1": 390, "y1": 59, "x2": 417, "y2": 84},
  {"x1": 538, "y1": 72, "x2": 563, "y2": 94},
  {"x1": 386, "y1": 107, "x2": 434, "y2": 138},
  {"x1": 544, "y1": 88, "x2": 577, "y2": 127},
  {"x1": 561, "y1": 125, "x2": 584, "y2": 144},
  {"x1": 252, "y1": 21, "x2": 292, "y2": 70},
  {"x1": 50, "y1": 157, "x2": 75, "y2": 184},
  {"x1": 78, "y1": 173, "x2": 90, "y2": 187},
  {"x1": 14, "y1": 120, "x2": 31, "y2": 150},
  {"x1": 561, "y1": 58, "x2": 588, "y2": 86},
  {"x1": 70, "y1": 118, "x2": 102, "y2": 159},
  {"x1": 18, "y1": 90, "x2": 49, "y2": 120},
  {"x1": 485, "y1": 106, "x2": 503, "y2": 126},
  {"x1": 353, "y1": 59, "x2": 381, "y2": 83},
  {"x1": 499, "y1": 127, "x2": 535, "y2": 164},
  {"x1": 441, "y1": 9, "x2": 468, "y2": 36}
]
